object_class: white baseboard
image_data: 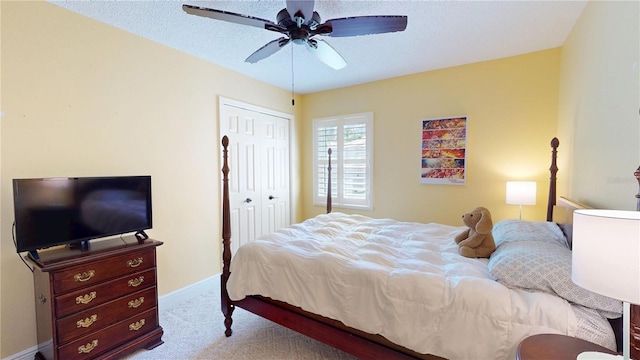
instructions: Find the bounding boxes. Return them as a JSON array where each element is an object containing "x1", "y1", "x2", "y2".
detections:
[
  {"x1": 4, "y1": 273, "x2": 221, "y2": 360},
  {"x1": 158, "y1": 273, "x2": 219, "y2": 313},
  {"x1": 2, "y1": 345, "x2": 38, "y2": 360}
]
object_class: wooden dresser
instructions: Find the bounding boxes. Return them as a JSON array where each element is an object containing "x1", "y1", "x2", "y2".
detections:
[
  {"x1": 633, "y1": 166, "x2": 640, "y2": 360},
  {"x1": 31, "y1": 237, "x2": 163, "y2": 360},
  {"x1": 632, "y1": 304, "x2": 640, "y2": 360}
]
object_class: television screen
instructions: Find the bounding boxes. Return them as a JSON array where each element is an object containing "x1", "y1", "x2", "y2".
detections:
[{"x1": 12, "y1": 176, "x2": 152, "y2": 253}]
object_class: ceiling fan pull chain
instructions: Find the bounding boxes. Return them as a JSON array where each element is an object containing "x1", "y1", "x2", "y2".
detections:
[{"x1": 291, "y1": 44, "x2": 295, "y2": 106}]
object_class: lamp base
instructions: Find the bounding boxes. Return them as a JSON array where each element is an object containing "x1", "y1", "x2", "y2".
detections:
[{"x1": 577, "y1": 352, "x2": 622, "y2": 360}]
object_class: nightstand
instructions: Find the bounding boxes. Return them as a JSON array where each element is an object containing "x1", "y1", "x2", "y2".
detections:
[{"x1": 517, "y1": 334, "x2": 619, "y2": 360}]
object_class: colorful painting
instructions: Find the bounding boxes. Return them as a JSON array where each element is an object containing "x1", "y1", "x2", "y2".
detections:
[{"x1": 420, "y1": 116, "x2": 467, "y2": 185}]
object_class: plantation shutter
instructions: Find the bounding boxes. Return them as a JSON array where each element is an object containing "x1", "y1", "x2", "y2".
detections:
[{"x1": 313, "y1": 113, "x2": 373, "y2": 210}]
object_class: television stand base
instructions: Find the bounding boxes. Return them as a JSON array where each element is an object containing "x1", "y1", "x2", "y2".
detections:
[
  {"x1": 28, "y1": 250, "x2": 40, "y2": 262},
  {"x1": 135, "y1": 230, "x2": 149, "y2": 244},
  {"x1": 68, "y1": 240, "x2": 90, "y2": 251}
]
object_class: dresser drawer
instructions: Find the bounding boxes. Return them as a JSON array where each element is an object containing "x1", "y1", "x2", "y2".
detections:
[
  {"x1": 632, "y1": 304, "x2": 639, "y2": 360},
  {"x1": 632, "y1": 328, "x2": 640, "y2": 360},
  {"x1": 52, "y1": 248, "x2": 156, "y2": 294},
  {"x1": 56, "y1": 286, "x2": 157, "y2": 344},
  {"x1": 55, "y1": 268, "x2": 156, "y2": 318},
  {"x1": 57, "y1": 308, "x2": 159, "y2": 360},
  {"x1": 631, "y1": 341, "x2": 640, "y2": 360}
]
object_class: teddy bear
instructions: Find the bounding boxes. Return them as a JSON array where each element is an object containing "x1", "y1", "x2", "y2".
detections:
[{"x1": 454, "y1": 206, "x2": 496, "y2": 258}]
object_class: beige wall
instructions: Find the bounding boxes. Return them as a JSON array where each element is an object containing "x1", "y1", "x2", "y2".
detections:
[
  {"x1": 0, "y1": 1, "x2": 301, "y2": 356},
  {"x1": 301, "y1": 49, "x2": 561, "y2": 224},
  {"x1": 557, "y1": 0, "x2": 639, "y2": 210}
]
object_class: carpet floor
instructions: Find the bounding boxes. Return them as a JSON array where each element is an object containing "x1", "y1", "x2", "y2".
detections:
[{"x1": 124, "y1": 275, "x2": 357, "y2": 359}]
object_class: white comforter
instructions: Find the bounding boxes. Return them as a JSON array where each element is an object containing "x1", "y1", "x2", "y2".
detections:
[{"x1": 227, "y1": 213, "x2": 578, "y2": 360}]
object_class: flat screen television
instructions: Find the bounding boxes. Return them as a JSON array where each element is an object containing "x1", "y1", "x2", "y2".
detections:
[{"x1": 12, "y1": 176, "x2": 152, "y2": 254}]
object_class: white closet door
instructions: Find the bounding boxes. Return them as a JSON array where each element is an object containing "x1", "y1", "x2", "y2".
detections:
[
  {"x1": 219, "y1": 99, "x2": 291, "y2": 255},
  {"x1": 261, "y1": 115, "x2": 290, "y2": 235}
]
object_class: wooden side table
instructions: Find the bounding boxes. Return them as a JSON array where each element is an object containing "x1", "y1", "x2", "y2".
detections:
[{"x1": 517, "y1": 334, "x2": 619, "y2": 360}]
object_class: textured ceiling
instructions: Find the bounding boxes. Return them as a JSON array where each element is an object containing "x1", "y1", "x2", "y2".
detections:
[{"x1": 49, "y1": 0, "x2": 587, "y2": 94}]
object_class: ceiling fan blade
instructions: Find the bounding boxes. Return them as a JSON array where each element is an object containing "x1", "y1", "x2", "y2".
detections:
[
  {"x1": 320, "y1": 16, "x2": 408, "y2": 37},
  {"x1": 182, "y1": 4, "x2": 285, "y2": 33},
  {"x1": 305, "y1": 39, "x2": 346, "y2": 70},
  {"x1": 286, "y1": 0, "x2": 315, "y2": 25},
  {"x1": 245, "y1": 37, "x2": 291, "y2": 64}
]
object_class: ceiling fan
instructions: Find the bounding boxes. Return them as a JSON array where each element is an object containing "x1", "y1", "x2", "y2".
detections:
[{"x1": 182, "y1": 1, "x2": 408, "y2": 70}]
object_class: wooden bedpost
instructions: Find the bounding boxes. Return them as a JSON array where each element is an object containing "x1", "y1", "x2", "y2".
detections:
[
  {"x1": 633, "y1": 166, "x2": 640, "y2": 211},
  {"x1": 327, "y1": 148, "x2": 332, "y2": 214},
  {"x1": 221, "y1": 135, "x2": 234, "y2": 337},
  {"x1": 546, "y1": 137, "x2": 559, "y2": 221},
  {"x1": 635, "y1": 165, "x2": 640, "y2": 211}
]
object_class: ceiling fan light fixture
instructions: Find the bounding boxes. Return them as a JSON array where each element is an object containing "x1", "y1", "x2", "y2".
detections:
[{"x1": 305, "y1": 39, "x2": 347, "y2": 70}]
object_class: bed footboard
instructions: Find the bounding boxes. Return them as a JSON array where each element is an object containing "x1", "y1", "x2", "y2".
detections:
[{"x1": 219, "y1": 135, "x2": 334, "y2": 337}]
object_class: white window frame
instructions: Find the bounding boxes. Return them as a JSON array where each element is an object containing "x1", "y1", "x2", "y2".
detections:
[{"x1": 313, "y1": 112, "x2": 373, "y2": 210}]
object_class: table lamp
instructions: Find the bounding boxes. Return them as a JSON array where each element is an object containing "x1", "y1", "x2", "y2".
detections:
[
  {"x1": 572, "y1": 209, "x2": 640, "y2": 360},
  {"x1": 506, "y1": 181, "x2": 537, "y2": 219}
]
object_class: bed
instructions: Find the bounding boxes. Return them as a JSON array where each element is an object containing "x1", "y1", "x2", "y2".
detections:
[{"x1": 219, "y1": 136, "x2": 629, "y2": 359}]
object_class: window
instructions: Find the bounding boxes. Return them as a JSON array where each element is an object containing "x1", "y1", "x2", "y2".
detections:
[{"x1": 313, "y1": 112, "x2": 373, "y2": 210}]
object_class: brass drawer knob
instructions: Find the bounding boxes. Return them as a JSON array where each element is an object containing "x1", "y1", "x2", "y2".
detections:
[
  {"x1": 73, "y1": 270, "x2": 95, "y2": 282},
  {"x1": 129, "y1": 319, "x2": 146, "y2": 331},
  {"x1": 76, "y1": 314, "x2": 98, "y2": 328},
  {"x1": 128, "y1": 276, "x2": 144, "y2": 287},
  {"x1": 78, "y1": 340, "x2": 98, "y2": 354},
  {"x1": 75, "y1": 291, "x2": 97, "y2": 305},
  {"x1": 128, "y1": 297, "x2": 145, "y2": 309},
  {"x1": 126, "y1": 257, "x2": 144, "y2": 268}
]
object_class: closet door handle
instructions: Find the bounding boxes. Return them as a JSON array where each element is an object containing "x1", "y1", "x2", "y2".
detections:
[
  {"x1": 269, "y1": 195, "x2": 278, "y2": 200},
  {"x1": 244, "y1": 198, "x2": 252, "y2": 203}
]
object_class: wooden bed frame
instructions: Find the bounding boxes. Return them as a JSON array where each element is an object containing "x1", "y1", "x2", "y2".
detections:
[{"x1": 219, "y1": 135, "x2": 634, "y2": 359}]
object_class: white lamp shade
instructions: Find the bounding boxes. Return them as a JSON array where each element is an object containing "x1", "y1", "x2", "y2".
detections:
[
  {"x1": 505, "y1": 181, "x2": 537, "y2": 206},
  {"x1": 572, "y1": 209, "x2": 640, "y2": 305}
]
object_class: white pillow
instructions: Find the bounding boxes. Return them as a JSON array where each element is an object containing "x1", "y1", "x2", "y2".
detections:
[
  {"x1": 492, "y1": 219, "x2": 568, "y2": 248},
  {"x1": 488, "y1": 240, "x2": 622, "y2": 318}
]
